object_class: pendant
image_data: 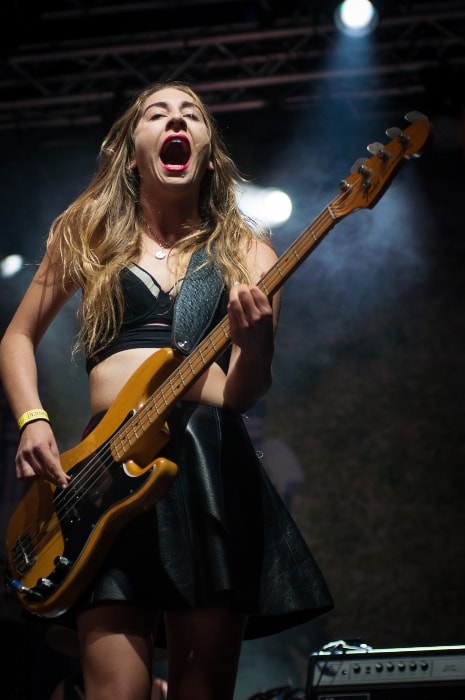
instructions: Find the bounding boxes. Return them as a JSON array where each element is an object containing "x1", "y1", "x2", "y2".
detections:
[{"x1": 155, "y1": 249, "x2": 166, "y2": 260}]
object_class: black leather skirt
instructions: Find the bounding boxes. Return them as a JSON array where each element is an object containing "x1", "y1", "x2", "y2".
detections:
[{"x1": 78, "y1": 402, "x2": 334, "y2": 641}]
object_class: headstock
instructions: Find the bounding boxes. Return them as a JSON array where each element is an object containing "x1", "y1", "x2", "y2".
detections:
[{"x1": 331, "y1": 111, "x2": 432, "y2": 219}]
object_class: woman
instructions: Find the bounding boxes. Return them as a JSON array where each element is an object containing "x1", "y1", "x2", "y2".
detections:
[{"x1": 0, "y1": 81, "x2": 333, "y2": 700}]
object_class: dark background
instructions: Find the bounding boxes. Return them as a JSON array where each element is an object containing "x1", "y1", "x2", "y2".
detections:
[{"x1": 0, "y1": 2, "x2": 464, "y2": 699}]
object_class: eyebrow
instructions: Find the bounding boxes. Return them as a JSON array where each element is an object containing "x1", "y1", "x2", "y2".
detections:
[{"x1": 143, "y1": 100, "x2": 200, "y2": 115}]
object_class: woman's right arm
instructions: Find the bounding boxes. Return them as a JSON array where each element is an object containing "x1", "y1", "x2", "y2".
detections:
[{"x1": 0, "y1": 253, "x2": 77, "y2": 487}]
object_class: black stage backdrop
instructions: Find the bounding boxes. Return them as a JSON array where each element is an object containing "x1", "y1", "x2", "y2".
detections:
[{"x1": 0, "y1": 107, "x2": 464, "y2": 699}]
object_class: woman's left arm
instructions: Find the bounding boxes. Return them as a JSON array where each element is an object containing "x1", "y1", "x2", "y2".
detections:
[{"x1": 223, "y1": 240, "x2": 281, "y2": 413}]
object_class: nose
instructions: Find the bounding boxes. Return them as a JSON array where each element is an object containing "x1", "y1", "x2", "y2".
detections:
[{"x1": 167, "y1": 112, "x2": 186, "y2": 130}]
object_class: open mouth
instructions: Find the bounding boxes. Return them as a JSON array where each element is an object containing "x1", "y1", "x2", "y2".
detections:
[{"x1": 160, "y1": 136, "x2": 191, "y2": 167}]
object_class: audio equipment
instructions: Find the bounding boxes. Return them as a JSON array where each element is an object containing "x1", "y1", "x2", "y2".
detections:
[{"x1": 306, "y1": 641, "x2": 465, "y2": 699}]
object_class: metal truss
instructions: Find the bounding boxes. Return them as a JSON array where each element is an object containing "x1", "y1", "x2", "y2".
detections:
[{"x1": 1, "y1": 0, "x2": 465, "y2": 131}]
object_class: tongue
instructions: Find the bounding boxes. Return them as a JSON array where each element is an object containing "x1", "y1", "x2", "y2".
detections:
[{"x1": 161, "y1": 139, "x2": 189, "y2": 165}]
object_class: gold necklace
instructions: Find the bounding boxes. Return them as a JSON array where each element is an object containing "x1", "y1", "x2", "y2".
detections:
[{"x1": 143, "y1": 218, "x2": 173, "y2": 260}]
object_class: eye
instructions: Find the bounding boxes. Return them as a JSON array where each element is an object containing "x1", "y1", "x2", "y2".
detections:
[{"x1": 183, "y1": 111, "x2": 199, "y2": 121}]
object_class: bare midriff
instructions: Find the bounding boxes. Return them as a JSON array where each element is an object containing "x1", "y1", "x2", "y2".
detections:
[{"x1": 88, "y1": 346, "x2": 227, "y2": 414}]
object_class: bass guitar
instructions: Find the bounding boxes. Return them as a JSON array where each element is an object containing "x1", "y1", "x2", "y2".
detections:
[{"x1": 5, "y1": 112, "x2": 432, "y2": 617}]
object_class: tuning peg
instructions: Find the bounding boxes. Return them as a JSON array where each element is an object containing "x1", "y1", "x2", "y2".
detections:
[
  {"x1": 386, "y1": 126, "x2": 402, "y2": 139},
  {"x1": 350, "y1": 157, "x2": 369, "y2": 174},
  {"x1": 404, "y1": 110, "x2": 429, "y2": 123},
  {"x1": 386, "y1": 125, "x2": 411, "y2": 144},
  {"x1": 367, "y1": 141, "x2": 391, "y2": 160},
  {"x1": 367, "y1": 141, "x2": 386, "y2": 156}
]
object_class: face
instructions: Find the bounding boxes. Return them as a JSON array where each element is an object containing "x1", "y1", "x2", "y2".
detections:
[{"x1": 129, "y1": 87, "x2": 214, "y2": 193}]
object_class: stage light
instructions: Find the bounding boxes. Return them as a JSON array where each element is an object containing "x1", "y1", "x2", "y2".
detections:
[
  {"x1": 0, "y1": 254, "x2": 23, "y2": 278},
  {"x1": 236, "y1": 184, "x2": 292, "y2": 227},
  {"x1": 334, "y1": 0, "x2": 379, "y2": 37}
]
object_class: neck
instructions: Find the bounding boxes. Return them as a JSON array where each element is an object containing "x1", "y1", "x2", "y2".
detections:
[
  {"x1": 141, "y1": 205, "x2": 200, "y2": 246},
  {"x1": 140, "y1": 189, "x2": 200, "y2": 239}
]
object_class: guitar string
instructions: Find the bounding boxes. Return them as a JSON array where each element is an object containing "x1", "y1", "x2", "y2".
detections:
[
  {"x1": 15, "y1": 214, "x2": 330, "y2": 558},
  {"x1": 16, "y1": 319, "x2": 233, "y2": 555},
  {"x1": 11, "y1": 115, "x2": 431, "y2": 584},
  {"x1": 16, "y1": 130, "x2": 423, "y2": 558},
  {"x1": 15, "y1": 201, "x2": 345, "y2": 567}
]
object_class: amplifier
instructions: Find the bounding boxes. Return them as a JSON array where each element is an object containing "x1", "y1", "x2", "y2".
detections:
[{"x1": 306, "y1": 641, "x2": 465, "y2": 699}]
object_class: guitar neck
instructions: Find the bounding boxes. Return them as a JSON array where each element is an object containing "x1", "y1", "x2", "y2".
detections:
[
  {"x1": 141, "y1": 200, "x2": 343, "y2": 416},
  {"x1": 258, "y1": 202, "x2": 340, "y2": 297},
  {"x1": 110, "y1": 114, "x2": 433, "y2": 454}
]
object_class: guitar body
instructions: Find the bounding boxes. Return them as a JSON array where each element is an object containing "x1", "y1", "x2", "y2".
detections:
[{"x1": 6, "y1": 348, "x2": 181, "y2": 617}]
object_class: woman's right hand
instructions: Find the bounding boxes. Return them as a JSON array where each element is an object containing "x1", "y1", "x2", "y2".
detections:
[{"x1": 16, "y1": 421, "x2": 70, "y2": 488}]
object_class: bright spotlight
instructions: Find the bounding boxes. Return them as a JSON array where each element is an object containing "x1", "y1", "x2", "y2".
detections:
[
  {"x1": 334, "y1": 0, "x2": 378, "y2": 37},
  {"x1": 236, "y1": 184, "x2": 292, "y2": 227},
  {"x1": 262, "y1": 189, "x2": 293, "y2": 226},
  {"x1": 0, "y1": 253, "x2": 24, "y2": 278}
]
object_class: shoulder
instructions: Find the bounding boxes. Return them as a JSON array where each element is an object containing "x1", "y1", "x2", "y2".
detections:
[
  {"x1": 33, "y1": 248, "x2": 78, "y2": 294},
  {"x1": 244, "y1": 237, "x2": 278, "y2": 281}
]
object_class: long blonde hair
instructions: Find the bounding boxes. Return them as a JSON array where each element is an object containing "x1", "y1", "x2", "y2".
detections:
[{"x1": 46, "y1": 80, "x2": 272, "y2": 356}]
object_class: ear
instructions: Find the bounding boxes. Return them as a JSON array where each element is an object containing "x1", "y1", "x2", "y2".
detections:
[
  {"x1": 128, "y1": 158, "x2": 137, "y2": 171},
  {"x1": 207, "y1": 159, "x2": 214, "y2": 171}
]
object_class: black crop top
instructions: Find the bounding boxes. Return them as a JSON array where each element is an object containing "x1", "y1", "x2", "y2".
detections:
[{"x1": 85, "y1": 264, "x2": 178, "y2": 373}]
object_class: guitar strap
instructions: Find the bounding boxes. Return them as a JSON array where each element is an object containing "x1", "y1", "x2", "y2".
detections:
[{"x1": 171, "y1": 246, "x2": 227, "y2": 356}]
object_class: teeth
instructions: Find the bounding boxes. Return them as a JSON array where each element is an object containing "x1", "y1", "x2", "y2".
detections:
[
  {"x1": 161, "y1": 138, "x2": 190, "y2": 165},
  {"x1": 166, "y1": 137, "x2": 188, "y2": 149}
]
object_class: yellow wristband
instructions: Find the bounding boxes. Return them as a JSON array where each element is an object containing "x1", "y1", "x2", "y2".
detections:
[{"x1": 17, "y1": 409, "x2": 50, "y2": 432}]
